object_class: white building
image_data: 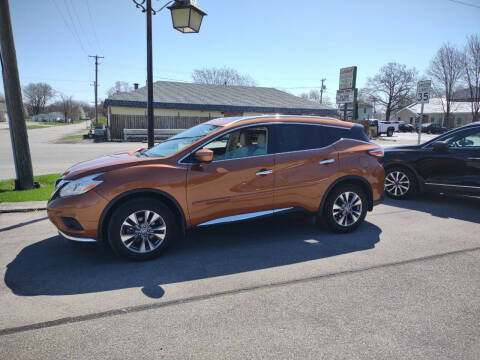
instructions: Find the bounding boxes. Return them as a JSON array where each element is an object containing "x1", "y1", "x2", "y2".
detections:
[{"x1": 395, "y1": 98, "x2": 475, "y2": 128}]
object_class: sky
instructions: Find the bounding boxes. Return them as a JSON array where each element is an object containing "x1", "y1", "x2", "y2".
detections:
[{"x1": 3, "y1": 0, "x2": 480, "y2": 106}]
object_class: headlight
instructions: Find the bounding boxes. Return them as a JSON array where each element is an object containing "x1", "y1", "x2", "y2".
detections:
[{"x1": 59, "y1": 173, "x2": 104, "y2": 198}]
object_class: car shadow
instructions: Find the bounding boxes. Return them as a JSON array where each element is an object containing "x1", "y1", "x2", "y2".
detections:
[
  {"x1": 4, "y1": 212, "x2": 381, "y2": 298},
  {"x1": 383, "y1": 193, "x2": 480, "y2": 223}
]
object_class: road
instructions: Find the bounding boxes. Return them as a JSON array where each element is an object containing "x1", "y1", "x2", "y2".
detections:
[
  {"x1": 0, "y1": 121, "x2": 143, "y2": 180},
  {"x1": 0, "y1": 194, "x2": 479, "y2": 359},
  {"x1": 0, "y1": 122, "x2": 436, "y2": 180}
]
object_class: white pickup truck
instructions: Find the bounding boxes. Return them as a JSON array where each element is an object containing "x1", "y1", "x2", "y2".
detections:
[{"x1": 369, "y1": 119, "x2": 400, "y2": 137}]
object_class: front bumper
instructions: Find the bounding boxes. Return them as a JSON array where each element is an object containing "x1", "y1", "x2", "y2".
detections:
[
  {"x1": 58, "y1": 230, "x2": 98, "y2": 243},
  {"x1": 47, "y1": 189, "x2": 108, "y2": 240}
]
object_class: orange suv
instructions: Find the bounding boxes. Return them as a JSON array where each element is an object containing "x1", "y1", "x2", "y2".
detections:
[{"x1": 47, "y1": 116, "x2": 385, "y2": 260}]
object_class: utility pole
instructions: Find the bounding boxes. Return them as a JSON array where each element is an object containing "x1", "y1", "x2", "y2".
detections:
[
  {"x1": 89, "y1": 55, "x2": 103, "y2": 126},
  {"x1": 0, "y1": 0, "x2": 34, "y2": 190},
  {"x1": 320, "y1": 78, "x2": 326, "y2": 104}
]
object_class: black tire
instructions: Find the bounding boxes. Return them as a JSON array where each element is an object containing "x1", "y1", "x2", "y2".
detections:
[
  {"x1": 387, "y1": 128, "x2": 394, "y2": 137},
  {"x1": 107, "y1": 198, "x2": 178, "y2": 261},
  {"x1": 384, "y1": 166, "x2": 417, "y2": 200},
  {"x1": 323, "y1": 184, "x2": 368, "y2": 233}
]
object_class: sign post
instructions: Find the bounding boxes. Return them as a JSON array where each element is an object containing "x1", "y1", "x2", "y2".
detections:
[
  {"x1": 415, "y1": 80, "x2": 431, "y2": 145},
  {"x1": 336, "y1": 66, "x2": 357, "y2": 121}
]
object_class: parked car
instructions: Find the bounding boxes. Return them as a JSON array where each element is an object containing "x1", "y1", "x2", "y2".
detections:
[
  {"x1": 399, "y1": 123, "x2": 415, "y2": 132},
  {"x1": 48, "y1": 116, "x2": 386, "y2": 260},
  {"x1": 369, "y1": 119, "x2": 398, "y2": 137},
  {"x1": 383, "y1": 121, "x2": 480, "y2": 199},
  {"x1": 422, "y1": 123, "x2": 447, "y2": 134}
]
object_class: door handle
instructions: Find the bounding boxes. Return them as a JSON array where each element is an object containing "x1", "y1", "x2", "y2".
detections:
[
  {"x1": 256, "y1": 169, "x2": 273, "y2": 176},
  {"x1": 319, "y1": 158, "x2": 335, "y2": 165}
]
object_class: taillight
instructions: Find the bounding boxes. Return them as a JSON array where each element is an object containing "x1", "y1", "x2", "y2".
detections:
[{"x1": 368, "y1": 148, "x2": 384, "y2": 157}]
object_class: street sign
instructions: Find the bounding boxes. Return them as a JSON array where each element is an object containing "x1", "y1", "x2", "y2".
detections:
[
  {"x1": 336, "y1": 88, "x2": 356, "y2": 104},
  {"x1": 416, "y1": 80, "x2": 432, "y2": 104},
  {"x1": 339, "y1": 67, "x2": 357, "y2": 90}
]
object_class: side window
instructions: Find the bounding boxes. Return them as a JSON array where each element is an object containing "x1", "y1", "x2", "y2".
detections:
[
  {"x1": 275, "y1": 124, "x2": 326, "y2": 153},
  {"x1": 202, "y1": 127, "x2": 268, "y2": 161},
  {"x1": 442, "y1": 128, "x2": 480, "y2": 148}
]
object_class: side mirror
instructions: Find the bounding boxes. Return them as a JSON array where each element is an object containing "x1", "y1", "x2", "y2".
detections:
[
  {"x1": 431, "y1": 141, "x2": 449, "y2": 151},
  {"x1": 194, "y1": 148, "x2": 213, "y2": 163}
]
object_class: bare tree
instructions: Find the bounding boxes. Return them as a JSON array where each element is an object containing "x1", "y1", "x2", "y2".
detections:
[
  {"x1": 23, "y1": 82, "x2": 55, "y2": 115},
  {"x1": 107, "y1": 81, "x2": 133, "y2": 97},
  {"x1": 59, "y1": 94, "x2": 74, "y2": 122},
  {"x1": 463, "y1": 34, "x2": 480, "y2": 122},
  {"x1": 367, "y1": 62, "x2": 417, "y2": 121},
  {"x1": 191, "y1": 66, "x2": 256, "y2": 86},
  {"x1": 427, "y1": 43, "x2": 464, "y2": 128},
  {"x1": 299, "y1": 90, "x2": 332, "y2": 105}
]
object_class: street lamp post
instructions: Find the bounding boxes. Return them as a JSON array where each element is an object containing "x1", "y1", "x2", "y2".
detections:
[{"x1": 132, "y1": 0, "x2": 206, "y2": 149}]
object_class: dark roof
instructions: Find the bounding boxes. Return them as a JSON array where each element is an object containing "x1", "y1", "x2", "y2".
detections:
[
  {"x1": 104, "y1": 81, "x2": 336, "y2": 115},
  {"x1": 452, "y1": 87, "x2": 479, "y2": 101}
]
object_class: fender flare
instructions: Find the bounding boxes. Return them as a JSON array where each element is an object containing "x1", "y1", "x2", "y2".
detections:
[
  {"x1": 97, "y1": 188, "x2": 187, "y2": 240},
  {"x1": 319, "y1": 175, "x2": 374, "y2": 213}
]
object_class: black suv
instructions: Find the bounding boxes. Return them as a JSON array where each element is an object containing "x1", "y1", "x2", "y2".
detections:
[
  {"x1": 422, "y1": 123, "x2": 447, "y2": 134},
  {"x1": 383, "y1": 122, "x2": 480, "y2": 199}
]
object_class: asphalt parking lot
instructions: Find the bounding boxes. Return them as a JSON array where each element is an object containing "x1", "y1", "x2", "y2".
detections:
[{"x1": 1, "y1": 194, "x2": 479, "y2": 359}]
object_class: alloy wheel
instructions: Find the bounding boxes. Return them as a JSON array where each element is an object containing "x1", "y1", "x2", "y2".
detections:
[
  {"x1": 332, "y1": 191, "x2": 363, "y2": 227},
  {"x1": 119, "y1": 210, "x2": 166, "y2": 253},
  {"x1": 385, "y1": 171, "x2": 410, "y2": 197}
]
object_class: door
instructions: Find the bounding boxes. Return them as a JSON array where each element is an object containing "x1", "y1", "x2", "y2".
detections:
[
  {"x1": 421, "y1": 127, "x2": 480, "y2": 193},
  {"x1": 272, "y1": 124, "x2": 339, "y2": 212},
  {"x1": 186, "y1": 126, "x2": 275, "y2": 226}
]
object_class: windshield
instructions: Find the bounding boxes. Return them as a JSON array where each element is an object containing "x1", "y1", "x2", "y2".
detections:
[{"x1": 144, "y1": 124, "x2": 221, "y2": 158}]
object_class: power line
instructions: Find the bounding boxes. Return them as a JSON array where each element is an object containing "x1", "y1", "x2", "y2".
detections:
[
  {"x1": 446, "y1": 0, "x2": 480, "y2": 9},
  {"x1": 85, "y1": 0, "x2": 103, "y2": 54},
  {"x1": 50, "y1": 0, "x2": 88, "y2": 56},
  {"x1": 62, "y1": 0, "x2": 89, "y2": 54},
  {"x1": 68, "y1": 0, "x2": 95, "y2": 52}
]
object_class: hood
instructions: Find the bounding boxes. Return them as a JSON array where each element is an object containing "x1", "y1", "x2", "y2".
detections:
[
  {"x1": 383, "y1": 144, "x2": 421, "y2": 152},
  {"x1": 62, "y1": 149, "x2": 143, "y2": 179}
]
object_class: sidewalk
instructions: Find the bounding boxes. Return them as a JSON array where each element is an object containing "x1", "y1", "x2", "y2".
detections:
[{"x1": 0, "y1": 201, "x2": 47, "y2": 213}]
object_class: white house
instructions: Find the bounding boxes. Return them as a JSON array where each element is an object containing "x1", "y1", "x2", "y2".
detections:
[
  {"x1": 32, "y1": 112, "x2": 66, "y2": 123},
  {"x1": 395, "y1": 97, "x2": 475, "y2": 128}
]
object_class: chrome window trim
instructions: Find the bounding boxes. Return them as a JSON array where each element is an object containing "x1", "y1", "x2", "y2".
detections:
[
  {"x1": 178, "y1": 122, "x2": 358, "y2": 164},
  {"x1": 421, "y1": 125, "x2": 480, "y2": 149}
]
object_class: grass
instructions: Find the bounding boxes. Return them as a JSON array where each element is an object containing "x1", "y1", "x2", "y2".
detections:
[
  {"x1": 2, "y1": 124, "x2": 48, "y2": 130},
  {"x1": 0, "y1": 173, "x2": 60, "y2": 203},
  {"x1": 62, "y1": 134, "x2": 84, "y2": 141}
]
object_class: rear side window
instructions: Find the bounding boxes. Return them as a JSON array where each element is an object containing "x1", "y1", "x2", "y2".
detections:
[
  {"x1": 324, "y1": 124, "x2": 369, "y2": 144},
  {"x1": 275, "y1": 124, "x2": 326, "y2": 153}
]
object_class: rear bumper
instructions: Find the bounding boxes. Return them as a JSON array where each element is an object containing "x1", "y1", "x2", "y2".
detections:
[{"x1": 373, "y1": 191, "x2": 385, "y2": 207}]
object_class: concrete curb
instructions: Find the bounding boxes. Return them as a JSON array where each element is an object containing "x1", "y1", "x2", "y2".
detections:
[{"x1": 0, "y1": 201, "x2": 48, "y2": 214}]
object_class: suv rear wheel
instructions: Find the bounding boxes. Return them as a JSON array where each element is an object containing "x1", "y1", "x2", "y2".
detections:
[
  {"x1": 323, "y1": 184, "x2": 367, "y2": 233},
  {"x1": 387, "y1": 128, "x2": 394, "y2": 137},
  {"x1": 384, "y1": 166, "x2": 416, "y2": 199},
  {"x1": 107, "y1": 198, "x2": 178, "y2": 260}
]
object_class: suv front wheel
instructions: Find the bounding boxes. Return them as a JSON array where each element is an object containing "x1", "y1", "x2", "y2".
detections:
[
  {"x1": 323, "y1": 184, "x2": 368, "y2": 233},
  {"x1": 107, "y1": 198, "x2": 178, "y2": 260}
]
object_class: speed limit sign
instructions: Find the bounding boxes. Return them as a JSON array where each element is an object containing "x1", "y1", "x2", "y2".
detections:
[{"x1": 416, "y1": 80, "x2": 431, "y2": 103}]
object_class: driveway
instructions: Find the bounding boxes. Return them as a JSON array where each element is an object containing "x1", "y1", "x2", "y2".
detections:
[{"x1": 0, "y1": 194, "x2": 479, "y2": 359}]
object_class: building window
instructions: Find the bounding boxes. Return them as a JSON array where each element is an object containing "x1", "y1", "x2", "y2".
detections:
[
  {"x1": 363, "y1": 107, "x2": 366, "y2": 113},
  {"x1": 457, "y1": 118, "x2": 463, "y2": 126},
  {"x1": 409, "y1": 117, "x2": 413, "y2": 123},
  {"x1": 431, "y1": 117, "x2": 435, "y2": 123}
]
